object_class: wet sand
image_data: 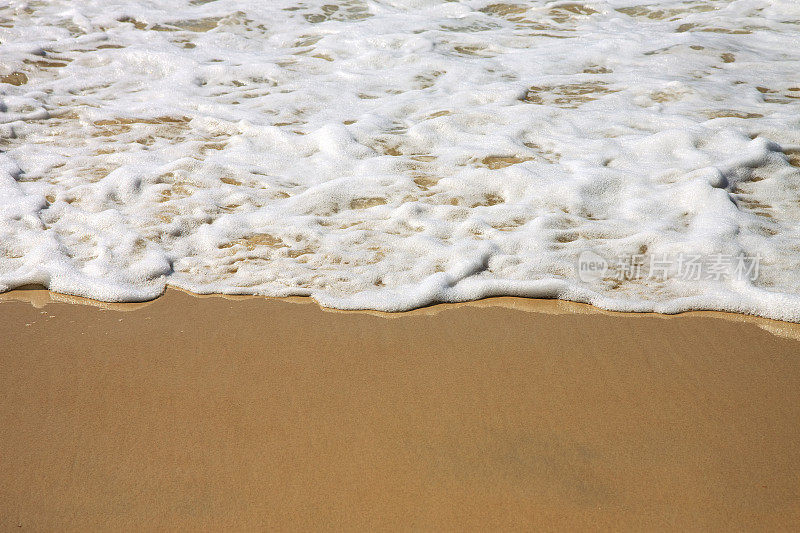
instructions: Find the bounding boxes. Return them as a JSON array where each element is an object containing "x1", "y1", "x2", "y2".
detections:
[{"x1": 1, "y1": 288, "x2": 799, "y2": 531}]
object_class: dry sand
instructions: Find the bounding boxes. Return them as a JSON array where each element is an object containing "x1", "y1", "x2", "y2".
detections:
[{"x1": 1, "y1": 288, "x2": 799, "y2": 531}]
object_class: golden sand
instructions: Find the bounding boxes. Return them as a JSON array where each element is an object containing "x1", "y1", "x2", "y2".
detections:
[{"x1": 1, "y1": 288, "x2": 799, "y2": 530}]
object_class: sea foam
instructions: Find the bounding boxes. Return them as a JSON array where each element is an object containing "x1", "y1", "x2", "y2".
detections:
[{"x1": 2, "y1": 0, "x2": 800, "y2": 320}]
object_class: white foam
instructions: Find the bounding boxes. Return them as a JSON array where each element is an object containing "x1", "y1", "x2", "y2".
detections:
[{"x1": 2, "y1": 0, "x2": 800, "y2": 320}]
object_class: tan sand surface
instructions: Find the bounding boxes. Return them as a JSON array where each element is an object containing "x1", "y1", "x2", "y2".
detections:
[{"x1": 1, "y1": 288, "x2": 800, "y2": 531}]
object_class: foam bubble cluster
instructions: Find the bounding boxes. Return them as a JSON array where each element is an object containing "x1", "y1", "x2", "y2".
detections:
[{"x1": 2, "y1": 0, "x2": 800, "y2": 319}]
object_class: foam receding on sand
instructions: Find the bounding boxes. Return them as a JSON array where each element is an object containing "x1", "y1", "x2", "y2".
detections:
[{"x1": 2, "y1": 1, "x2": 800, "y2": 319}]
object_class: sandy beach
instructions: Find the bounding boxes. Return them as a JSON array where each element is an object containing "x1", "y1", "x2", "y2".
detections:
[
  {"x1": 4, "y1": 1, "x2": 800, "y2": 530},
  {"x1": 1, "y1": 288, "x2": 799, "y2": 530}
]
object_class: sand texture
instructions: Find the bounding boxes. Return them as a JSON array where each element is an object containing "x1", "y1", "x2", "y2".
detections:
[{"x1": 1, "y1": 288, "x2": 800, "y2": 530}]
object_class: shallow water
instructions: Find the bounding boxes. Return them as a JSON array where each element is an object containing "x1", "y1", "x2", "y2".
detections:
[{"x1": 1, "y1": 0, "x2": 800, "y2": 318}]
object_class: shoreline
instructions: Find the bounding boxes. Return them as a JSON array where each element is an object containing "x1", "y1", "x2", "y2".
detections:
[
  {"x1": 2, "y1": 287, "x2": 800, "y2": 529},
  {"x1": 4, "y1": 285, "x2": 800, "y2": 339}
]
